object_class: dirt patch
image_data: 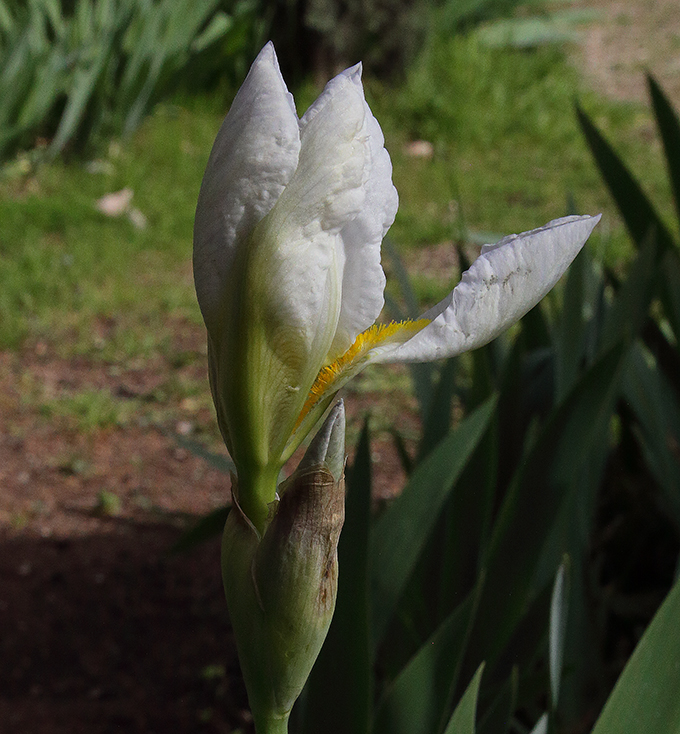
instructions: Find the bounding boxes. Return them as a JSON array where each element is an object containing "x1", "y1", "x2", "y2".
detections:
[
  {"x1": 0, "y1": 337, "x2": 229, "y2": 538},
  {"x1": 0, "y1": 527, "x2": 249, "y2": 733},
  {"x1": 0, "y1": 332, "x2": 243, "y2": 731},
  {"x1": 570, "y1": 0, "x2": 680, "y2": 106},
  {"x1": 0, "y1": 330, "x2": 410, "y2": 538}
]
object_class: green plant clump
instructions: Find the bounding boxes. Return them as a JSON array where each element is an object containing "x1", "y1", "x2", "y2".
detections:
[
  {"x1": 0, "y1": 0, "x2": 264, "y2": 161},
  {"x1": 299, "y1": 74, "x2": 680, "y2": 734}
]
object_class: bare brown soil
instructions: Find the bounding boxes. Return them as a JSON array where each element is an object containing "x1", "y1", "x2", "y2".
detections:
[
  {"x1": 570, "y1": 0, "x2": 680, "y2": 107},
  {"x1": 0, "y1": 528, "x2": 243, "y2": 733},
  {"x1": 0, "y1": 330, "x2": 242, "y2": 731}
]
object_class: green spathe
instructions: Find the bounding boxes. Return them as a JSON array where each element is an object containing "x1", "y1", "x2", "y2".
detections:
[{"x1": 222, "y1": 446, "x2": 345, "y2": 731}]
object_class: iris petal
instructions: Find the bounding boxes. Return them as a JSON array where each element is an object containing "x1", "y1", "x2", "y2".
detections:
[
  {"x1": 373, "y1": 215, "x2": 601, "y2": 363},
  {"x1": 258, "y1": 62, "x2": 372, "y2": 366},
  {"x1": 193, "y1": 42, "x2": 300, "y2": 331}
]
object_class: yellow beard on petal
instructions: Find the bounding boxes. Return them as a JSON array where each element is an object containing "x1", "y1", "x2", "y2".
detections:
[{"x1": 296, "y1": 318, "x2": 430, "y2": 428}]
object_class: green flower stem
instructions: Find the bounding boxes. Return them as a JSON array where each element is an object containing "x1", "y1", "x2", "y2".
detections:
[
  {"x1": 253, "y1": 711, "x2": 290, "y2": 734},
  {"x1": 237, "y1": 463, "x2": 280, "y2": 534}
]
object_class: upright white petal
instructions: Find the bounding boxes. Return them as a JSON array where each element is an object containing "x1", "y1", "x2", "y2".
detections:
[
  {"x1": 374, "y1": 215, "x2": 601, "y2": 363},
  {"x1": 295, "y1": 66, "x2": 398, "y2": 360},
  {"x1": 193, "y1": 42, "x2": 300, "y2": 330},
  {"x1": 331, "y1": 89, "x2": 398, "y2": 358},
  {"x1": 258, "y1": 64, "x2": 372, "y2": 372}
]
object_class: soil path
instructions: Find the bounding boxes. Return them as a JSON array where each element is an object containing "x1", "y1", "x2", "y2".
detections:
[{"x1": 570, "y1": 0, "x2": 680, "y2": 106}]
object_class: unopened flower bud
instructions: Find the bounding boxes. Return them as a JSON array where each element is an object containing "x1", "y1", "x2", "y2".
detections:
[
  {"x1": 297, "y1": 400, "x2": 346, "y2": 482},
  {"x1": 222, "y1": 403, "x2": 346, "y2": 732}
]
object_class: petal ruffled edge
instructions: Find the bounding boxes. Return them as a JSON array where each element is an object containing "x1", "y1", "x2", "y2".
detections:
[
  {"x1": 373, "y1": 214, "x2": 601, "y2": 364},
  {"x1": 329, "y1": 83, "x2": 399, "y2": 358}
]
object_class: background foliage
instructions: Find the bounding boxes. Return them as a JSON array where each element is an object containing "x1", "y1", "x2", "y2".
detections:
[
  {"x1": 0, "y1": 0, "x2": 539, "y2": 161},
  {"x1": 0, "y1": 0, "x2": 265, "y2": 160}
]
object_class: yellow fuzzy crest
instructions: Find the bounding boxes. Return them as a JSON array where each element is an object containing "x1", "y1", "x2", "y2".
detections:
[{"x1": 296, "y1": 318, "x2": 429, "y2": 427}]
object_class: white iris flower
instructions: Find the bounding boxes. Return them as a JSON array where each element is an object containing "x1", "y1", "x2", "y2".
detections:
[{"x1": 194, "y1": 42, "x2": 600, "y2": 528}]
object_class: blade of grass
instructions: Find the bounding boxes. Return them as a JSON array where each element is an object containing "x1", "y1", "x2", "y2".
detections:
[
  {"x1": 577, "y1": 103, "x2": 680, "y2": 342},
  {"x1": 477, "y1": 666, "x2": 518, "y2": 734},
  {"x1": 590, "y1": 576, "x2": 680, "y2": 734},
  {"x1": 549, "y1": 558, "x2": 570, "y2": 708},
  {"x1": 576, "y1": 104, "x2": 675, "y2": 254},
  {"x1": 623, "y1": 343, "x2": 680, "y2": 530},
  {"x1": 418, "y1": 356, "x2": 458, "y2": 461},
  {"x1": 554, "y1": 247, "x2": 589, "y2": 402},
  {"x1": 383, "y1": 238, "x2": 436, "y2": 419},
  {"x1": 442, "y1": 663, "x2": 485, "y2": 734},
  {"x1": 600, "y1": 227, "x2": 659, "y2": 351},
  {"x1": 470, "y1": 344, "x2": 625, "y2": 667},
  {"x1": 48, "y1": 44, "x2": 111, "y2": 157},
  {"x1": 648, "y1": 74, "x2": 680, "y2": 228},
  {"x1": 373, "y1": 579, "x2": 483, "y2": 734}
]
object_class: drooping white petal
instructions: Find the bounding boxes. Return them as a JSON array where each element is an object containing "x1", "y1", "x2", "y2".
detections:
[
  {"x1": 256, "y1": 64, "x2": 372, "y2": 374},
  {"x1": 193, "y1": 42, "x2": 300, "y2": 329},
  {"x1": 374, "y1": 215, "x2": 601, "y2": 363}
]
